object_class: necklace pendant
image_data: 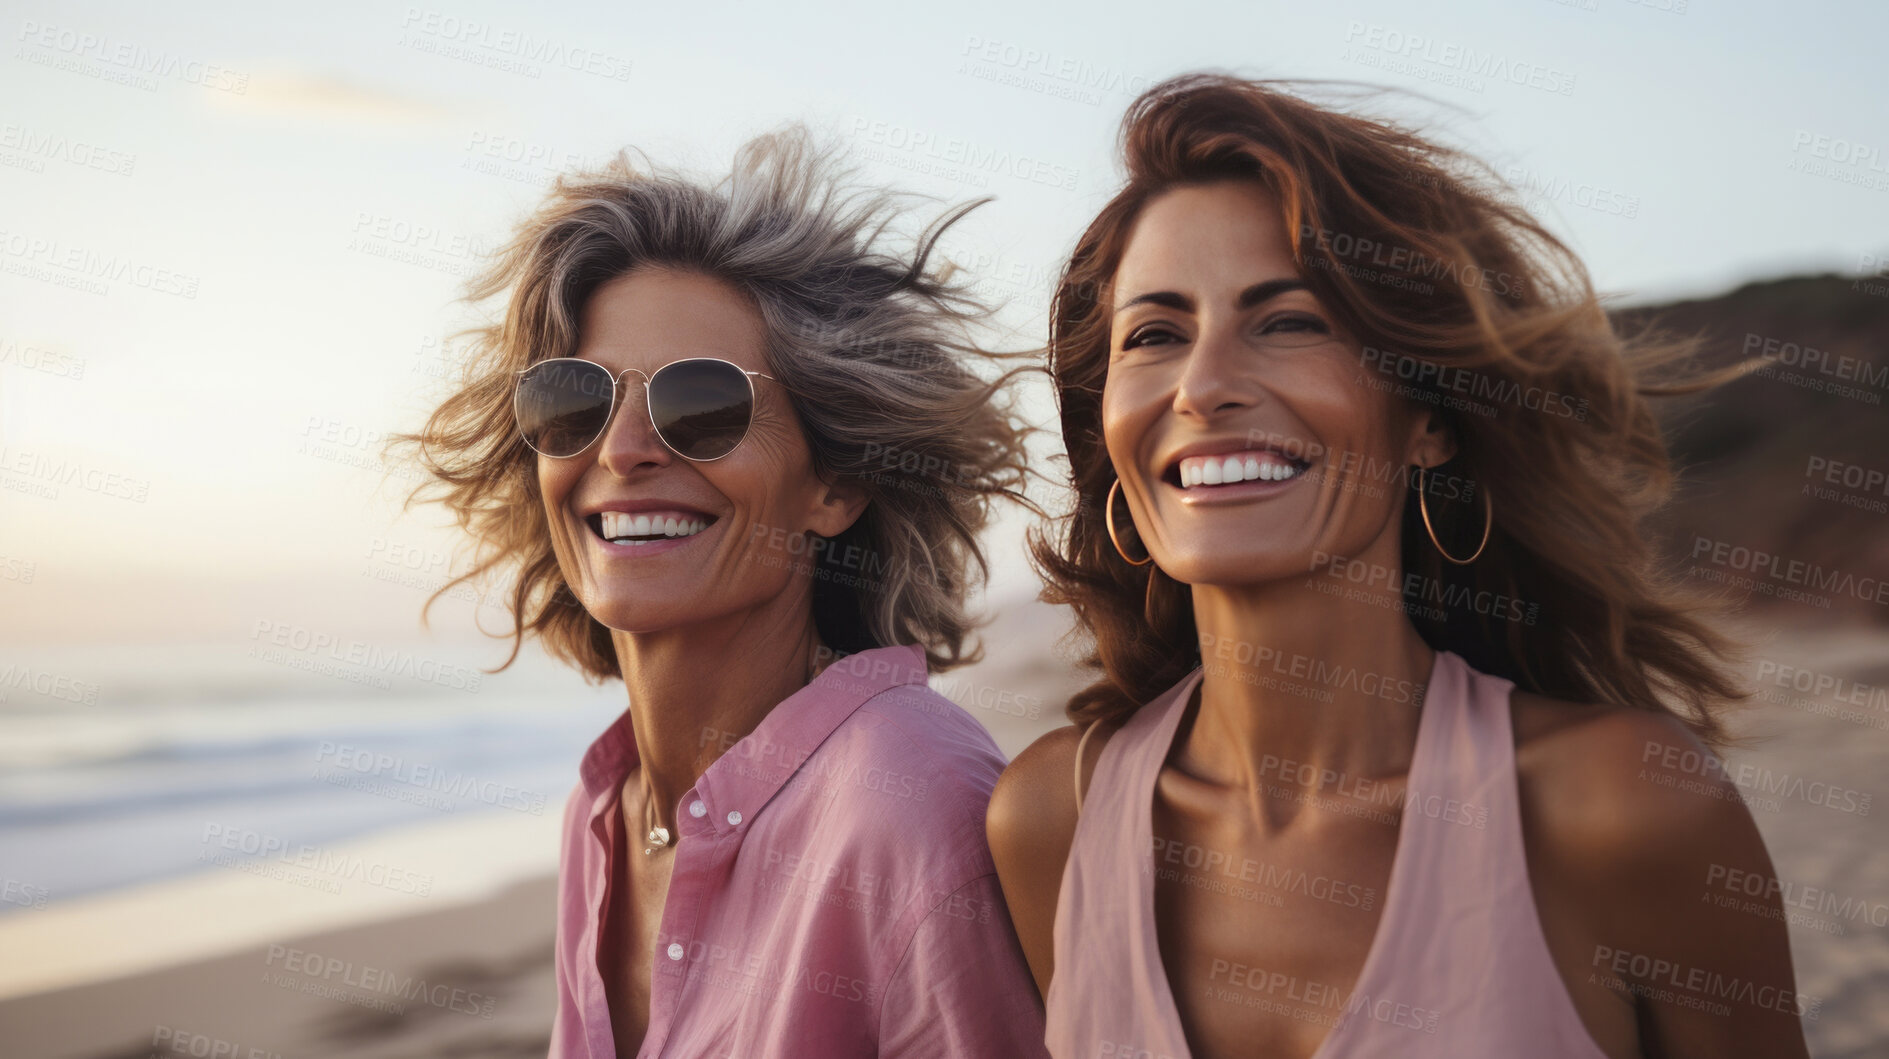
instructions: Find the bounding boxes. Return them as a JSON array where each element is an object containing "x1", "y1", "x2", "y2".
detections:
[{"x1": 644, "y1": 825, "x2": 670, "y2": 855}]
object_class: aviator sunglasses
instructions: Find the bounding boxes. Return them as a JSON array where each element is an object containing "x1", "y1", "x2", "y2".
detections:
[{"x1": 512, "y1": 356, "x2": 775, "y2": 461}]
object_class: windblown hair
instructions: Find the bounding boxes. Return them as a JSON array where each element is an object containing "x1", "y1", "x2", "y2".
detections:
[
  {"x1": 1031, "y1": 73, "x2": 1750, "y2": 746},
  {"x1": 390, "y1": 125, "x2": 1036, "y2": 682}
]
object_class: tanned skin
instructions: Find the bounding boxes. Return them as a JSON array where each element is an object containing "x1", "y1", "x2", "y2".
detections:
[
  {"x1": 987, "y1": 180, "x2": 1809, "y2": 1059},
  {"x1": 538, "y1": 268, "x2": 867, "y2": 1056}
]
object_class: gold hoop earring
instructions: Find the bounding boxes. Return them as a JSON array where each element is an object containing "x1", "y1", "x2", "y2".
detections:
[
  {"x1": 1415, "y1": 465, "x2": 1493, "y2": 565},
  {"x1": 1105, "y1": 478, "x2": 1154, "y2": 567}
]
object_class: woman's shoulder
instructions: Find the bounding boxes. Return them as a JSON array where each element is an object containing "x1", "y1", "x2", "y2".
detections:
[
  {"x1": 848, "y1": 682, "x2": 1007, "y2": 776},
  {"x1": 1508, "y1": 689, "x2": 1764, "y2": 893},
  {"x1": 986, "y1": 715, "x2": 1125, "y2": 871},
  {"x1": 819, "y1": 683, "x2": 1016, "y2": 838}
]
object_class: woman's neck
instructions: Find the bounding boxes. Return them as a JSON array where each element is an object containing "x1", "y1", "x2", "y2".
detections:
[
  {"x1": 1183, "y1": 546, "x2": 1436, "y2": 798},
  {"x1": 610, "y1": 589, "x2": 828, "y2": 826}
]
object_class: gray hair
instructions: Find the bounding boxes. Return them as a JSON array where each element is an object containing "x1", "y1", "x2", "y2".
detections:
[{"x1": 393, "y1": 124, "x2": 1037, "y2": 680}]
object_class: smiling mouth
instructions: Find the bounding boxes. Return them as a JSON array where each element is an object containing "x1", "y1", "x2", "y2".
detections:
[
  {"x1": 1166, "y1": 449, "x2": 1311, "y2": 490},
  {"x1": 587, "y1": 511, "x2": 716, "y2": 546}
]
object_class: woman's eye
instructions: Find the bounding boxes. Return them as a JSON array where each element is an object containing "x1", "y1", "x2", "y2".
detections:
[
  {"x1": 1260, "y1": 313, "x2": 1329, "y2": 335},
  {"x1": 1121, "y1": 325, "x2": 1182, "y2": 350}
]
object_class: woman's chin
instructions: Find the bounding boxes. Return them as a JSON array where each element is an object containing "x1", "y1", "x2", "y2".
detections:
[
  {"x1": 1159, "y1": 550, "x2": 1318, "y2": 589},
  {"x1": 579, "y1": 598, "x2": 700, "y2": 635}
]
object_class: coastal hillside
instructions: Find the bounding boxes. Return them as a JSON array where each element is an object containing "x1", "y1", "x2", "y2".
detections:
[{"x1": 1616, "y1": 274, "x2": 1889, "y2": 624}]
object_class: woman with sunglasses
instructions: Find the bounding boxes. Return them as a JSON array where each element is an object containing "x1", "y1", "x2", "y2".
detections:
[
  {"x1": 397, "y1": 127, "x2": 1049, "y2": 1057},
  {"x1": 988, "y1": 75, "x2": 1810, "y2": 1059}
]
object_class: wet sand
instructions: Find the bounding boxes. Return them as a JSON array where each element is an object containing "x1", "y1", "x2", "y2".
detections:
[{"x1": 3, "y1": 610, "x2": 1882, "y2": 1059}]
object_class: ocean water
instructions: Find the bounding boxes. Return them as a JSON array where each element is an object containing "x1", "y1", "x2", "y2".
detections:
[{"x1": 0, "y1": 642, "x2": 623, "y2": 912}]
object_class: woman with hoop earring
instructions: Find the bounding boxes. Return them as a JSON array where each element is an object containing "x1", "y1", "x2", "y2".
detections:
[{"x1": 988, "y1": 74, "x2": 1809, "y2": 1059}]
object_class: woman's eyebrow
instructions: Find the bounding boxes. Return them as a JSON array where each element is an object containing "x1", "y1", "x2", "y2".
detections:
[{"x1": 1114, "y1": 278, "x2": 1309, "y2": 316}]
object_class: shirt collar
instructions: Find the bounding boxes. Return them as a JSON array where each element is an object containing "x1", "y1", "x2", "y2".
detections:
[{"x1": 576, "y1": 643, "x2": 929, "y2": 819}]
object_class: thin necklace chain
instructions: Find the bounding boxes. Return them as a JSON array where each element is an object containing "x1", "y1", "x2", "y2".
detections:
[{"x1": 636, "y1": 645, "x2": 824, "y2": 856}]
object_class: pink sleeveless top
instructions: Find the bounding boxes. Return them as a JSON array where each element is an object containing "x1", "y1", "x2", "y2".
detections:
[{"x1": 1044, "y1": 648, "x2": 1609, "y2": 1059}]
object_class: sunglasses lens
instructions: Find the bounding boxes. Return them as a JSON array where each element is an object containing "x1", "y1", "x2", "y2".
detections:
[
  {"x1": 649, "y1": 359, "x2": 756, "y2": 461},
  {"x1": 515, "y1": 360, "x2": 614, "y2": 457}
]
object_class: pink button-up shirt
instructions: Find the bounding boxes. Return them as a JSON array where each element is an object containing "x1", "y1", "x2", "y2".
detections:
[{"x1": 549, "y1": 642, "x2": 1050, "y2": 1058}]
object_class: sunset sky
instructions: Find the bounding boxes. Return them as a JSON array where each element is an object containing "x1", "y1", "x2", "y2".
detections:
[{"x1": 3, "y1": 0, "x2": 1885, "y2": 643}]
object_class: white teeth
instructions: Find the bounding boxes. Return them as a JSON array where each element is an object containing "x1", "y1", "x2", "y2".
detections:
[
  {"x1": 1175, "y1": 450, "x2": 1305, "y2": 488},
  {"x1": 597, "y1": 511, "x2": 710, "y2": 542}
]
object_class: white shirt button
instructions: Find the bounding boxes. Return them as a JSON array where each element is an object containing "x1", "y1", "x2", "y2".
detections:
[
  {"x1": 666, "y1": 942, "x2": 684, "y2": 961},
  {"x1": 726, "y1": 810, "x2": 742, "y2": 826},
  {"x1": 689, "y1": 799, "x2": 706, "y2": 818}
]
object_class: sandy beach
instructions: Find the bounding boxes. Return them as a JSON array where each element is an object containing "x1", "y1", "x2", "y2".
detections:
[{"x1": 3, "y1": 605, "x2": 1883, "y2": 1059}]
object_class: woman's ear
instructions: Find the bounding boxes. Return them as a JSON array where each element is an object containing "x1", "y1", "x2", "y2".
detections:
[
  {"x1": 804, "y1": 471, "x2": 870, "y2": 539},
  {"x1": 1405, "y1": 405, "x2": 1457, "y2": 469}
]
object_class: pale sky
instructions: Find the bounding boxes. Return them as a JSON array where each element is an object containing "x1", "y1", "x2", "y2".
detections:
[{"x1": 2, "y1": 0, "x2": 1884, "y2": 643}]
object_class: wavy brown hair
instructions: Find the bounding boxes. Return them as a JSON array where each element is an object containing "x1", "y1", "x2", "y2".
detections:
[
  {"x1": 389, "y1": 125, "x2": 1038, "y2": 682},
  {"x1": 1030, "y1": 73, "x2": 1751, "y2": 746}
]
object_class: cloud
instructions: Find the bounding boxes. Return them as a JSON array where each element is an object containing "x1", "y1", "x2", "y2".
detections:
[{"x1": 204, "y1": 69, "x2": 457, "y2": 126}]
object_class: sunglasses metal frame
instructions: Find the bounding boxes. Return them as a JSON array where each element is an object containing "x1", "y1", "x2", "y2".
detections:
[{"x1": 512, "y1": 356, "x2": 776, "y2": 462}]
